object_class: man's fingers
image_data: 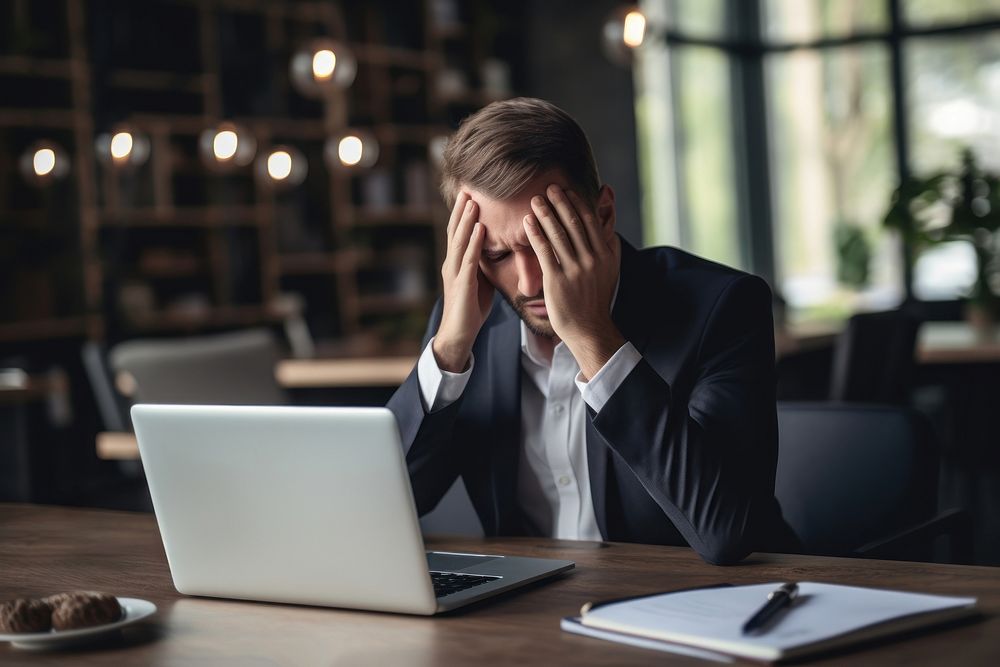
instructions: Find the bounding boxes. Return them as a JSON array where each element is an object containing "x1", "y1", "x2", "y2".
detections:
[
  {"x1": 530, "y1": 195, "x2": 576, "y2": 265},
  {"x1": 460, "y1": 222, "x2": 485, "y2": 277},
  {"x1": 523, "y1": 214, "x2": 560, "y2": 275},
  {"x1": 546, "y1": 185, "x2": 593, "y2": 258},
  {"x1": 566, "y1": 188, "x2": 606, "y2": 255},
  {"x1": 448, "y1": 199, "x2": 478, "y2": 273},
  {"x1": 447, "y1": 191, "x2": 471, "y2": 240}
]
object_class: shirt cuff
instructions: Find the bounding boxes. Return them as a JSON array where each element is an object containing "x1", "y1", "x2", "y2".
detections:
[
  {"x1": 417, "y1": 336, "x2": 475, "y2": 413},
  {"x1": 575, "y1": 341, "x2": 642, "y2": 413}
]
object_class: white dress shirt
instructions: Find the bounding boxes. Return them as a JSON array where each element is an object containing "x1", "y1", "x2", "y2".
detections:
[{"x1": 416, "y1": 305, "x2": 641, "y2": 541}]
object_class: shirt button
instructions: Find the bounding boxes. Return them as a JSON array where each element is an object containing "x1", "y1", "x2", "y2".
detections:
[
  {"x1": 558, "y1": 475, "x2": 571, "y2": 487},
  {"x1": 552, "y1": 404, "x2": 565, "y2": 416}
]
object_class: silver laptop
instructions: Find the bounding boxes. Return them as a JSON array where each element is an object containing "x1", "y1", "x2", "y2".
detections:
[{"x1": 132, "y1": 404, "x2": 574, "y2": 615}]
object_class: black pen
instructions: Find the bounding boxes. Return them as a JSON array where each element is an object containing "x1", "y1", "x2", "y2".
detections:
[{"x1": 742, "y1": 582, "x2": 799, "y2": 635}]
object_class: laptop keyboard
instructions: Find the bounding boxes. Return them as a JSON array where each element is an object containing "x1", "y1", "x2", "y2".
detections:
[{"x1": 430, "y1": 571, "x2": 501, "y2": 598}]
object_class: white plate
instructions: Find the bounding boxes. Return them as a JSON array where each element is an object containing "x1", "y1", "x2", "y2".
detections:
[{"x1": 0, "y1": 597, "x2": 157, "y2": 649}]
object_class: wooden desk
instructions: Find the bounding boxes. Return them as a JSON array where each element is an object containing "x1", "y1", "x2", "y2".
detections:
[
  {"x1": 778, "y1": 321, "x2": 1000, "y2": 365},
  {"x1": 276, "y1": 357, "x2": 415, "y2": 388},
  {"x1": 1, "y1": 504, "x2": 996, "y2": 665},
  {"x1": 918, "y1": 322, "x2": 1000, "y2": 364}
]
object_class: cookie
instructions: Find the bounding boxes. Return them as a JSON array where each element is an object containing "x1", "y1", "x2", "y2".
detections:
[
  {"x1": 46, "y1": 591, "x2": 122, "y2": 631},
  {"x1": 0, "y1": 598, "x2": 53, "y2": 633}
]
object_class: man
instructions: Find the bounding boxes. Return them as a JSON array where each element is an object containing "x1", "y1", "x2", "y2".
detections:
[{"x1": 387, "y1": 97, "x2": 795, "y2": 565}]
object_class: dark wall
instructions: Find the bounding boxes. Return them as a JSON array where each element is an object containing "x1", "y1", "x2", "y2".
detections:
[{"x1": 522, "y1": 0, "x2": 644, "y2": 247}]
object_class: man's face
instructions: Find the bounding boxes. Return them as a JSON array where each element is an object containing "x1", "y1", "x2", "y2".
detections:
[{"x1": 466, "y1": 172, "x2": 611, "y2": 339}]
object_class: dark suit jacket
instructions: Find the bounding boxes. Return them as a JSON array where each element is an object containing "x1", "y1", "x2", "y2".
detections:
[{"x1": 387, "y1": 239, "x2": 795, "y2": 565}]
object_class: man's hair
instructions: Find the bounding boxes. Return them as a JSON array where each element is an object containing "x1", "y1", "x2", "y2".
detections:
[{"x1": 439, "y1": 97, "x2": 601, "y2": 209}]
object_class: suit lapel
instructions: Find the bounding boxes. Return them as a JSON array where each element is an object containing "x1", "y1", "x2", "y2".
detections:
[{"x1": 486, "y1": 300, "x2": 522, "y2": 535}]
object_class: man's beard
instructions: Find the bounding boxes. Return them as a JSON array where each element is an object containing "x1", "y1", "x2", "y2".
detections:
[{"x1": 499, "y1": 289, "x2": 557, "y2": 339}]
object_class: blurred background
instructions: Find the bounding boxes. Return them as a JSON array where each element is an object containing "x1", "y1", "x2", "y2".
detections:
[{"x1": 1, "y1": 0, "x2": 999, "y2": 565}]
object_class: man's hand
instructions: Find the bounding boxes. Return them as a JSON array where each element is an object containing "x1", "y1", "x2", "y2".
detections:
[
  {"x1": 524, "y1": 185, "x2": 624, "y2": 380},
  {"x1": 433, "y1": 191, "x2": 495, "y2": 373}
]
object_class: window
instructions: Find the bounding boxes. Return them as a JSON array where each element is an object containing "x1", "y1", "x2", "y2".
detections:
[
  {"x1": 766, "y1": 44, "x2": 900, "y2": 317},
  {"x1": 633, "y1": 0, "x2": 1000, "y2": 322},
  {"x1": 635, "y1": 0, "x2": 742, "y2": 268},
  {"x1": 907, "y1": 30, "x2": 1000, "y2": 299}
]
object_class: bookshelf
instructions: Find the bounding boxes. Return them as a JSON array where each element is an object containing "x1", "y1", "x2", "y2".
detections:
[{"x1": 0, "y1": 0, "x2": 519, "y2": 354}]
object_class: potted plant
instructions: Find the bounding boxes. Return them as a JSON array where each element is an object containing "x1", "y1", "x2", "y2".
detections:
[{"x1": 884, "y1": 149, "x2": 1000, "y2": 329}]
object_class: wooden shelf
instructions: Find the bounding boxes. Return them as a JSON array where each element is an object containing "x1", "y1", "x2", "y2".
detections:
[
  {"x1": 106, "y1": 69, "x2": 209, "y2": 93},
  {"x1": 354, "y1": 207, "x2": 437, "y2": 226},
  {"x1": 439, "y1": 89, "x2": 507, "y2": 108},
  {"x1": 99, "y1": 206, "x2": 260, "y2": 227},
  {"x1": 373, "y1": 123, "x2": 452, "y2": 145},
  {"x1": 124, "y1": 304, "x2": 287, "y2": 333},
  {"x1": 137, "y1": 257, "x2": 207, "y2": 278},
  {"x1": 353, "y1": 44, "x2": 438, "y2": 71},
  {"x1": 357, "y1": 293, "x2": 433, "y2": 315},
  {"x1": 0, "y1": 56, "x2": 74, "y2": 78},
  {"x1": 0, "y1": 317, "x2": 90, "y2": 343},
  {"x1": 0, "y1": 108, "x2": 78, "y2": 128},
  {"x1": 2, "y1": 0, "x2": 512, "y2": 352},
  {"x1": 277, "y1": 249, "x2": 371, "y2": 275},
  {"x1": 2, "y1": 210, "x2": 53, "y2": 226}
]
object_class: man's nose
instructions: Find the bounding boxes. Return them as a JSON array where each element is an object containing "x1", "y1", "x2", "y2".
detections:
[{"x1": 516, "y1": 251, "x2": 542, "y2": 298}]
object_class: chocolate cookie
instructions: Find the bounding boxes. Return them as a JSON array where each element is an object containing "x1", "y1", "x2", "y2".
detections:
[
  {"x1": 46, "y1": 591, "x2": 122, "y2": 631},
  {"x1": 0, "y1": 598, "x2": 53, "y2": 633}
]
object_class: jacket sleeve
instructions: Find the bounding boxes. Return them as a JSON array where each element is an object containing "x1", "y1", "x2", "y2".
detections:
[
  {"x1": 386, "y1": 299, "x2": 469, "y2": 516},
  {"x1": 591, "y1": 275, "x2": 780, "y2": 565}
]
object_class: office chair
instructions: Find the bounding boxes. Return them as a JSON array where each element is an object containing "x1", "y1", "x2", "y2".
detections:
[
  {"x1": 82, "y1": 341, "x2": 131, "y2": 432},
  {"x1": 775, "y1": 402, "x2": 972, "y2": 563},
  {"x1": 109, "y1": 328, "x2": 288, "y2": 408},
  {"x1": 828, "y1": 310, "x2": 920, "y2": 404}
]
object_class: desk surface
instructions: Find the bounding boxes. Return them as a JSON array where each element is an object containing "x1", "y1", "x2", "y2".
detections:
[
  {"x1": 917, "y1": 321, "x2": 1000, "y2": 364},
  {"x1": 1, "y1": 504, "x2": 997, "y2": 666}
]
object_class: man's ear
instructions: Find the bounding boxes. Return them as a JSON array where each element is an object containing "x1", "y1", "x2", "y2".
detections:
[{"x1": 595, "y1": 184, "x2": 617, "y2": 243}]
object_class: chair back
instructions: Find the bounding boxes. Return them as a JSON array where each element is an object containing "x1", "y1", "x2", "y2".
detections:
[
  {"x1": 110, "y1": 328, "x2": 288, "y2": 406},
  {"x1": 829, "y1": 310, "x2": 919, "y2": 403},
  {"x1": 775, "y1": 402, "x2": 937, "y2": 557},
  {"x1": 82, "y1": 341, "x2": 132, "y2": 431}
]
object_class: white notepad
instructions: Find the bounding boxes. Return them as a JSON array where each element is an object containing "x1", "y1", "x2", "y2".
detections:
[{"x1": 563, "y1": 582, "x2": 978, "y2": 662}]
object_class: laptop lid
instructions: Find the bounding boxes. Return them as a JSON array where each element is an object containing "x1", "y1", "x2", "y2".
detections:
[{"x1": 132, "y1": 404, "x2": 439, "y2": 615}]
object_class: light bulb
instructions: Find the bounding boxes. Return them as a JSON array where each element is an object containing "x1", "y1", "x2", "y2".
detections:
[
  {"x1": 267, "y1": 150, "x2": 293, "y2": 180},
  {"x1": 20, "y1": 141, "x2": 70, "y2": 183},
  {"x1": 213, "y1": 130, "x2": 239, "y2": 161},
  {"x1": 312, "y1": 49, "x2": 336, "y2": 80},
  {"x1": 199, "y1": 122, "x2": 256, "y2": 169},
  {"x1": 33, "y1": 148, "x2": 56, "y2": 176},
  {"x1": 623, "y1": 11, "x2": 646, "y2": 47},
  {"x1": 256, "y1": 144, "x2": 306, "y2": 187},
  {"x1": 338, "y1": 136, "x2": 364, "y2": 166},
  {"x1": 290, "y1": 38, "x2": 356, "y2": 97},
  {"x1": 96, "y1": 127, "x2": 149, "y2": 168},
  {"x1": 602, "y1": 6, "x2": 650, "y2": 65},
  {"x1": 110, "y1": 132, "x2": 133, "y2": 160},
  {"x1": 325, "y1": 130, "x2": 379, "y2": 171}
]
